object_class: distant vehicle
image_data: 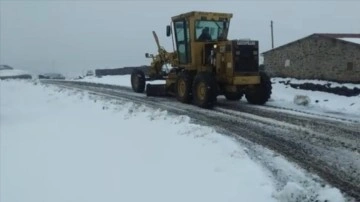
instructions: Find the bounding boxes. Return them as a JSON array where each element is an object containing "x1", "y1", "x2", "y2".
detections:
[
  {"x1": 86, "y1": 70, "x2": 94, "y2": 76},
  {"x1": 38, "y1": 73, "x2": 65, "y2": 80}
]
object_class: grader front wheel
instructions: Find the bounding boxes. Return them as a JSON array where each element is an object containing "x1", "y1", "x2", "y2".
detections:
[
  {"x1": 245, "y1": 72, "x2": 272, "y2": 105},
  {"x1": 131, "y1": 69, "x2": 146, "y2": 93},
  {"x1": 192, "y1": 73, "x2": 217, "y2": 109}
]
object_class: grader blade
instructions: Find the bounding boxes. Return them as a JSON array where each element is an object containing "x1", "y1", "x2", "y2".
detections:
[{"x1": 146, "y1": 84, "x2": 168, "y2": 96}]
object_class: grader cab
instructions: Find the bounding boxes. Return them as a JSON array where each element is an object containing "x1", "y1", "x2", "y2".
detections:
[{"x1": 131, "y1": 11, "x2": 272, "y2": 109}]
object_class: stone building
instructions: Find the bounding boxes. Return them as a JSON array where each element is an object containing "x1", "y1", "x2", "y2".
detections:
[{"x1": 262, "y1": 33, "x2": 360, "y2": 83}]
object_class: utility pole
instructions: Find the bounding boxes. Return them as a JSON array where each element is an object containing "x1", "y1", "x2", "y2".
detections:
[
  {"x1": 271, "y1": 20, "x2": 274, "y2": 49},
  {"x1": 51, "y1": 60, "x2": 55, "y2": 72}
]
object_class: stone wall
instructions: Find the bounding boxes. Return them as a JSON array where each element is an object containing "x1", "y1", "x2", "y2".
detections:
[{"x1": 263, "y1": 35, "x2": 360, "y2": 83}]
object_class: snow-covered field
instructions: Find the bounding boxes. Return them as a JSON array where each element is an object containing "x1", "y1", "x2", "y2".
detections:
[
  {"x1": 0, "y1": 69, "x2": 33, "y2": 78},
  {"x1": 1, "y1": 79, "x2": 348, "y2": 202},
  {"x1": 78, "y1": 75, "x2": 360, "y2": 121}
]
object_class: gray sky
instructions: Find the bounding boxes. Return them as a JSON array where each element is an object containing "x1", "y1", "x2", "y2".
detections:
[{"x1": 1, "y1": 0, "x2": 359, "y2": 76}]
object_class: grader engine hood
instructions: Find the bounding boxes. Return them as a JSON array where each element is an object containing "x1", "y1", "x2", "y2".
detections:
[{"x1": 231, "y1": 39, "x2": 259, "y2": 72}]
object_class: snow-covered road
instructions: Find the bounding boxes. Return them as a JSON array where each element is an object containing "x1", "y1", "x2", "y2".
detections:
[
  {"x1": 42, "y1": 78, "x2": 360, "y2": 199},
  {"x1": 0, "y1": 79, "x2": 350, "y2": 202}
]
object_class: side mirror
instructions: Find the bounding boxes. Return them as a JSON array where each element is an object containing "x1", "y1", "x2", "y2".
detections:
[
  {"x1": 145, "y1": 53, "x2": 153, "y2": 58},
  {"x1": 166, "y1": 25, "x2": 171, "y2": 37}
]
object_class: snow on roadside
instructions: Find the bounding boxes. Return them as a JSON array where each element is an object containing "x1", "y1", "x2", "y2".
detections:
[
  {"x1": 1, "y1": 80, "x2": 276, "y2": 202},
  {"x1": 77, "y1": 75, "x2": 165, "y2": 86},
  {"x1": 269, "y1": 78, "x2": 360, "y2": 120},
  {"x1": 0, "y1": 69, "x2": 32, "y2": 78},
  {"x1": 75, "y1": 75, "x2": 133, "y2": 86}
]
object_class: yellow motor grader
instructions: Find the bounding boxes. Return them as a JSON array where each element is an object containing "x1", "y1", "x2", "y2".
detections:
[{"x1": 131, "y1": 11, "x2": 272, "y2": 109}]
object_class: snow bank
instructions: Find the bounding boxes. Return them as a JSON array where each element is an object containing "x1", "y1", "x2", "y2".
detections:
[
  {"x1": 77, "y1": 75, "x2": 165, "y2": 86},
  {"x1": 0, "y1": 69, "x2": 32, "y2": 78},
  {"x1": 270, "y1": 78, "x2": 360, "y2": 119}
]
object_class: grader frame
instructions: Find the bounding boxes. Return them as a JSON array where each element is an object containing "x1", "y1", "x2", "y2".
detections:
[{"x1": 131, "y1": 11, "x2": 272, "y2": 109}]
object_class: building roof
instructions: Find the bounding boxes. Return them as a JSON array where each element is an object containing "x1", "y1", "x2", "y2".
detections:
[
  {"x1": 316, "y1": 33, "x2": 360, "y2": 45},
  {"x1": 262, "y1": 33, "x2": 360, "y2": 55},
  {"x1": 314, "y1": 33, "x2": 360, "y2": 38}
]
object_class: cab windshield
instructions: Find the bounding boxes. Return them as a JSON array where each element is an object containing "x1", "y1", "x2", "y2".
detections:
[{"x1": 195, "y1": 20, "x2": 229, "y2": 41}]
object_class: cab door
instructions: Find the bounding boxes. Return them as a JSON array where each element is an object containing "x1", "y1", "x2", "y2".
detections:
[{"x1": 174, "y1": 20, "x2": 191, "y2": 65}]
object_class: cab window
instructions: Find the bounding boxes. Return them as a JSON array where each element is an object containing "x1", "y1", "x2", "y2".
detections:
[{"x1": 195, "y1": 20, "x2": 229, "y2": 41}]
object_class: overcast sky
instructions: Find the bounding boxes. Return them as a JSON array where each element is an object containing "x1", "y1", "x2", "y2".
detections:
[{"x1": 1, "y1": 0, "x2": 359, "y2": 76}]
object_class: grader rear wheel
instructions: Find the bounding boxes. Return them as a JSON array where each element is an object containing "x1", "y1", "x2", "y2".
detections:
[
  {"x1": 131, "y1": 69, "x2": 146, "y2": 93},
  {"x1": 245, "y1": 72, "x2": 272, "y2": 105},
  {"x1": 192, "y1": 72, "x2": 217, "y2": 109}
]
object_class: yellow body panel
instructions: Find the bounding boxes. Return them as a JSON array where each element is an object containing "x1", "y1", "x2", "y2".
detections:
[{"x1": 233, "y1": 76, "x2": 260, "y2": 85}]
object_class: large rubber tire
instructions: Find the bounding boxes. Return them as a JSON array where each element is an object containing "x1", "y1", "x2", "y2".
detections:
[
  {"x1": 175, "y1": 71, "x2": 193, "y2": 103},
  {"x1": 224, "y1": 92, "x2": 243, "y2": 101},
  {"x1": 245, "y1": 72, "x2": 272, "y2": 105},
  {"x1": 131, "y1": 69, "x2": 146, "y2": 93},
  {"x1": 192, "y1": 72, "x2": 217, "y2": 109}
]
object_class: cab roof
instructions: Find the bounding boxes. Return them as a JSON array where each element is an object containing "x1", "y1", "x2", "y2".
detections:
[{"x1": 171, "y1": 11, "x2": 233, "y2": 21}]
